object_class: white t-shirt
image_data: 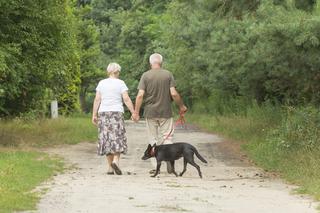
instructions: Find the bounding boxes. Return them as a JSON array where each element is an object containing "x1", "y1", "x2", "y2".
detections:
[{"x1": 96, "y1": 78, "x2": 128, "y2": 113}]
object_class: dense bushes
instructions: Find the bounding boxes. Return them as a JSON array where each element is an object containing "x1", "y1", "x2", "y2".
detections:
[
  {"x1": 87, "y1": 0, "x2": 320, "y2": 113},
  {"x1": 0, "y1": 0, "x2": 81, "y2": 116},
  {"x1": 156, "y1": 1, "x2": 320, "y2": 111},
  {"x1": 1, "y1": 0, "x2": 320, "y2": 118},
  {"x1": 0, "y1": 1, "x2": 103, "y2": 117}
]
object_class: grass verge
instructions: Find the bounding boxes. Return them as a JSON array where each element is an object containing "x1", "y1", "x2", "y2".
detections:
[
  {"x1": 0, "y1": 151, "x2": 63, "y2": 213},
  {"x1": 0, "y1": 115, "x2": 97, "y2": 147},
  {"x1": 188, "y1": 106, "x2": 320, "y2": 200}
]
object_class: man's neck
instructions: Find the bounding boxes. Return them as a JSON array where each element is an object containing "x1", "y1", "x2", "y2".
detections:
[{"x1": 151, "y1": 64, "x2": 161, "y2": 69}]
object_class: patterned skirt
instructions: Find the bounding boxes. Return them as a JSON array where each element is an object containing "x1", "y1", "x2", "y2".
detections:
[{"x1": 97, "y1": 111, "x2": 127, "y2": 156}]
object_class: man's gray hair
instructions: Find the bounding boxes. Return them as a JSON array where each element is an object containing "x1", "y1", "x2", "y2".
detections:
[
  {"x1": 107, "y1": 62, "x2": 121, "y2": 73},
  {"x1": 149, "y1": 53, "x2": 163, "y2": 65}
]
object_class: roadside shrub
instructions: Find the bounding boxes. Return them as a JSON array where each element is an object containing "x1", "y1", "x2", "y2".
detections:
[{"x1": 268, "y1": 106, "x2": 320, "y2": 150}]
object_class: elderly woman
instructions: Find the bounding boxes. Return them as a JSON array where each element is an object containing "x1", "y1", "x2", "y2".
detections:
[{"x1": 92, "y1": 62, "x2": 134, "y2": 175}]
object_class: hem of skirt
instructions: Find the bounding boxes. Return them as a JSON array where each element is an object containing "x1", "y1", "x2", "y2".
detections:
[
  {"x1": 97, "y1": 150, "x2": 127, "y2": 156},
  {"x1": 98, "y1": 111, "x2": 124, "y2": 115}
]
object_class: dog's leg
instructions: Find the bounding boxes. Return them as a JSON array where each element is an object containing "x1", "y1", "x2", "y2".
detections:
[
  {"x1": 170, "y1": 161, "x2": 178, "y2": 177},
  {"x1": 179, "y1": 158, "x2": 188, "y2": 177},
  {"x1": 187, "y1": 157, "x2": 202, "y2": 178},
  {"x1": 151, "y1": 161, "x2": 161, "y2": 177}
]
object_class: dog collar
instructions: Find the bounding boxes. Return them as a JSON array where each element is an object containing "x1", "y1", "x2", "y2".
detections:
[{"x1": 150, "y1": 147, "x2": 155, "y2": 156}]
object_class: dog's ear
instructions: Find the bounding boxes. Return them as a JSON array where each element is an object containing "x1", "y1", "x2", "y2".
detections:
[
  {"x1": 147, "y1": 144, "x2": 152, "y2": 149},
  {"x1": 152, "y1": 143, "x2": 156, "y2": 147}
]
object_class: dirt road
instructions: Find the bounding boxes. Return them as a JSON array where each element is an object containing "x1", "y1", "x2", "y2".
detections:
[{"x1": 24, "y1": 121, "x2": 318, "y2": 213}]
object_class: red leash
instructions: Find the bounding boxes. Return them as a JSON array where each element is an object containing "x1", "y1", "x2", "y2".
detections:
[
  {"x1": 175, "y1": 112, "x2": 186, "y2": 126},
  {"x1": 160, "y1": 112, "x2": 186, "y2": 145}
]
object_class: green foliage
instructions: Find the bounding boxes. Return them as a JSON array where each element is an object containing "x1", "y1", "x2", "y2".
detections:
[
  {"x1": 204, "y1": 0, "x2": 261, "y2": 17},
  {"x1": 2, "y1": 0, "x2": 320, "y2": 116},
  {"x1": 153, "y1": 1, "x2": 320, "y2": 110},
  {"x1": 188, "y1": 102, "x2": 282, "y2": 142},
  {"x1": 90, "y1": 0, "x2": 133, "y2": 57},
  {"x1": 75, "y1": 4, "x2": 102, "y2": 112},
  {"x1": 268, "y1": 106, "x2": 320, "y2": 150},
  {"x1": 0, "y1": 0, "x2": 81, "y2": 117},
  {"x1": 243, "y1": 106, "x2": 320, "y2": 200},
  {"x1": 294, "y1": 0, "x2": 317, "y2": 11},
  {"x1": 89, "y1": 0, "x2": 170, "y2": 100},
  {"x1": 0, "y1": 151, "x2": 63, "y2": 212}
]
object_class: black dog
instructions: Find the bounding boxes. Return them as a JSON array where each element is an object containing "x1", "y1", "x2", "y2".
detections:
[{"x1": 141, "y1": 143, "x2": 207, "y2": 178}]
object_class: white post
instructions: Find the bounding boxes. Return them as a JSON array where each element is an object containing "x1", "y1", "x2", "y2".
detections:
[{"x1": 51, "y1": 100, "x2": 58, "y2": 119}]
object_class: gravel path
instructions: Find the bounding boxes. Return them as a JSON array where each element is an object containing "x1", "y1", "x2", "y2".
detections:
[{"x1": 23, "y1": 121, "x2": 318, "y2": 213}]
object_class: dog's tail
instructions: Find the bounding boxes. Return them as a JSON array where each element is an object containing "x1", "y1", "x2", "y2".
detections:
[{"x1": 193, "y1": 148, "x2": 208, "y2": 163}]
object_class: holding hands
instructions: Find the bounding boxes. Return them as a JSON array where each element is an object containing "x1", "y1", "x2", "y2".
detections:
[
  {"x1": 92, "y1": 86, "x2": 187, "y2": 125},
  {"x1": 131, "y1": 112, "x2": 140, "y2": 122},
  {"x1": 131, "y1": 104, "x2": 187, "y2": 123}
]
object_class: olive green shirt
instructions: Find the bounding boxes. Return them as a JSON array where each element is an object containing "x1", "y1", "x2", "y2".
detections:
[{"x1": 138, "y1": 68, "x2": 176, "y2": 118}]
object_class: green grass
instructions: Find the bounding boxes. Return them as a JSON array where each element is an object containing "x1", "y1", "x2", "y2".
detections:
[
  {"x1": 0, "y1": 115, "x2": 97, "y2": 147},
  {"x1": 188, "y1": 106, "x2": 320, "y2": 200},
  {"x1": 0, "y1": 151, "x2": 63, "y2": 213},
  {"x1": 0, "y1": 115, "x2": 96, "y2": 212}
]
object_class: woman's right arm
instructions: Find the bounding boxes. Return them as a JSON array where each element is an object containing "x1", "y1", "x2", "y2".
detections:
[
  {"x1": 92, "y1": 91, "x2": 101, "y2": 126},
  {"x1": 122, "y1": 91, "x2": 135, "y2": 115}
]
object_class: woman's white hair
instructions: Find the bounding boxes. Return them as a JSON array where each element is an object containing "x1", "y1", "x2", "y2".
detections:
[
  {"x1": 149, "y1": 53, "x2": 163, "y2": 65},
  {"x1": 107, "y1": 62, "x2": 121, "y2": 73}
]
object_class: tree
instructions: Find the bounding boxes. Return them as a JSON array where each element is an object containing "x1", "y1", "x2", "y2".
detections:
[
  {"x1": 75, "y1": 4, "x2": 102, "y2": 112},
  {"x1": 0, "y1": 0, "x2": 80, "y2": 117}
]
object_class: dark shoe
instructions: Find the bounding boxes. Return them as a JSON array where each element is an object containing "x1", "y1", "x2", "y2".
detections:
[
  {"x1": 111, "y1": 163, "x2": 122, "y2": 175},
  {"x1": 107, "y1": 171, "x2": 114, "y2": 175},
  {"x1": 166, "y1": 162, "x2": 173, "y2": 174}
]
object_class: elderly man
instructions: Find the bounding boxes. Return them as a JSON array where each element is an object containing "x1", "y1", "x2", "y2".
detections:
[{"x1": 133, "y1": 53, "x2": 187, "y2": 174}]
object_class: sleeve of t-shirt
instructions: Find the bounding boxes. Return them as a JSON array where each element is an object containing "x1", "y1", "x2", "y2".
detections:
[
  {"x1": 120, "y1": 81, "x2": 129, "y2": 94},
  {"x1": 138, "y1": 73, "x2": 146, "y2": 90},
  {"x1": 169, "y1": 73, "x2": 176, "y2": 88},
  {"x1": 96, "y1": 81, "x2": 101, "y2": 92}
]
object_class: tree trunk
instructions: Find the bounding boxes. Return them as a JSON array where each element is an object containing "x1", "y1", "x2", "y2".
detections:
[{"x1": 79, "y1": 89, "x2": 88, "y2": 113}]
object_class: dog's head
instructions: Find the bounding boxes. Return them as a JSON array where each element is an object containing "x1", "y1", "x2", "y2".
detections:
[{"x1": 141, "y1": 144, "x2": 156, "y2": 160}]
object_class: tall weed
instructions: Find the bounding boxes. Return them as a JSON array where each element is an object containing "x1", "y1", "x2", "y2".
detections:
[
  {"x1": 0, "y1": 116, "x2": 97, "y2": 147},
  {"x1": 268, "y1": 106, "x2": 320, "y2": 150}
]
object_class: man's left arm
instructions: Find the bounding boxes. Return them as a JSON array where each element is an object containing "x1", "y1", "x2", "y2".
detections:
[{"x1": 170, "y1": 87, "x2": 187, "y2": 114}]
